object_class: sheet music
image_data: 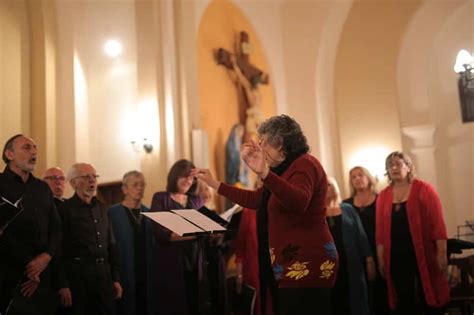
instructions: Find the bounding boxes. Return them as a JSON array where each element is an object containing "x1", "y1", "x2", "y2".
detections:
[
  {"x1": 0, "y1": 196, "x2": 25, "y2": 231},
  {"x1": 172, "y1": 209, "x2": 226, "y2": 232},
  {"x1": 220, "y1": 204, "x2": 242, "y2": 222},
  {"x1": 142, "y1": 212, "x2": 205, "y2": 236},
  {"x1": 1, "y1": 196, "x2": 22, "y2": 208}
]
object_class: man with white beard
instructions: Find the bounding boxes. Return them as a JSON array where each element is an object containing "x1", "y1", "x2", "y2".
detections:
[{"x1": 57, "y1": 163, "x2": 122, "y2": 315}]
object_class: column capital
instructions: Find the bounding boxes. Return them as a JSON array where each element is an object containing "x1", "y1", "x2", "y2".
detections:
[{"x1": 402, "y1": 124, "x2": 436, "y2": 148}]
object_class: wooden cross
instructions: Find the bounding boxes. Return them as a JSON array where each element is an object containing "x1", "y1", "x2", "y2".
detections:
[{"x1": 215, "y1": 31, "x2": 269, "y2": 125}]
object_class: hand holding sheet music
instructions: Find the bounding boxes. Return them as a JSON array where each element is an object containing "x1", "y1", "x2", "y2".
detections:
[
  {"x1": 220, "y1": 203, "x2": 242, "y2": 222},
  {"x1": 0, "y1": 196, "x2": 24, "y2": 235}
]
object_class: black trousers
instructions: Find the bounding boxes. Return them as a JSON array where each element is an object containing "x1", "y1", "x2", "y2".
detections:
[
  {"x1": 390, "y1": 253, "x2": 444, "y2": 315},
  {"x1": 0, "y1": 265, "x2": 57, "y2": 315},
  {"x1": 368, "y1": 264, "x2": 390, "y2": 315},
  {"x1": 59, "y1": 262, "x2": 115, "y2": 315},
  {"x1": 277, "y1": 287, "x2": 331, "y2": 315}
]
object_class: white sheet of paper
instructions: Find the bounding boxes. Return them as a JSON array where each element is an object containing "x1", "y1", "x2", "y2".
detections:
[
  {"x1": 220, "y1": 204, "x2": 242, "y2": 222},
  {"x1": 172, "y1": 209, "x2": 226, "y2": 232},
  {"x1": 142, "y1": 212, "x2": 204, "y2": 236}
]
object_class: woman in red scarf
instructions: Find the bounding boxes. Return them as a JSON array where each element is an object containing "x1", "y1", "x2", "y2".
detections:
[{"x1": 376, "y1": 151, "x2": 449, "y2": 315}]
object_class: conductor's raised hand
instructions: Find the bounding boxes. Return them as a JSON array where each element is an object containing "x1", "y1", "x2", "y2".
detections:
[
  {"x1": 191, "y1": 168, "x2": 220, "y2": 190},
  {"x1": 241, "y1": 139, "x2": 269, "y2": 178}
]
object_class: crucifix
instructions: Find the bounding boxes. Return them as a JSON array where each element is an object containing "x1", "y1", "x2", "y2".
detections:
[
  {"x1": 215, "y1": 31, "x2": 269, "y2": 189},
  {"x1": 215, "y1": 31, "x2": 269, "y2": 140}
]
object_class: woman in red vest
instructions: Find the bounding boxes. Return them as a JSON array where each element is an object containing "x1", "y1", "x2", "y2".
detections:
[{"x1": 376, "y1": 151, "x2": 449, "y2": 315}]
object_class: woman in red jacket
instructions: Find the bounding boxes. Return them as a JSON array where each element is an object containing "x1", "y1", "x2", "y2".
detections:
[
  {"x1": 193, "y1": 115, "x2": 337, "y2": 315},
  {"x1": 376, "y1": 151, "x2": 449, "y2": 315}
]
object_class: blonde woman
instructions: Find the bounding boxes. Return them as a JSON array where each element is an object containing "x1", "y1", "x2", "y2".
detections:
[
  {"x1": 327, "y1": 177, "x2": 375, "y2": 315},
  {"x1": 376, "y1": 151, "x2": 449, "y2": 315},
  {"x1": 343, "y1": 167, "x2": 389, "y2": 314}
]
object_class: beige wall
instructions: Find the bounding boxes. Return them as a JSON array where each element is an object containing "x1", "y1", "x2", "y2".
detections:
[
  {"x1": 28, "y1": 0, "x2": 58, "y2": 173},
  {"x1": 334, "y1": 0, "x2": 422, "y2": 195},
  {"x1": 54, "y1": 0, "x2": 142, "y2": 198},
  {"x1": 0, "y1": 0, "x2": 30, "y2": 148},
  {"x1": 280, "y1": 0, "x2": 353, "y2": 182}
]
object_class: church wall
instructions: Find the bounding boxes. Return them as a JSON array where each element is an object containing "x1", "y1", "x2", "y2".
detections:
[
  {"x1": 28, "y1": 0, "x2": 58, "y2": 174},
  {"x1": 397, "y1": 0, "x2": 474, "y2": 237},
  {"x1": 0, "y1": 0, "x2": 30, "y2": 149},
  {"x1": 334, "y1": 0, "x2": 422, "y2": 196},
  {"x1": 280, "y1": 0, "x2": 353, "y2": 184}
]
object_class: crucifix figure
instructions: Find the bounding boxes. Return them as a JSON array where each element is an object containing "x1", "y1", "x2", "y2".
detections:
[
  {"x1": 215, "y1": 31, "x2": 269, "y2": 140},
  {"x1": 215, "y1": 31, "x2": 269, "y2": 189}
]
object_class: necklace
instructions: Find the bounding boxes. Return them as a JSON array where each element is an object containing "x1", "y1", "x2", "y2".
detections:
[
  {"x1": 354, "y1": 193, "x2": 375, "y2": 212},
  {"x1": 171, "y1": 193, "x2": 188, "y2": 208},
  {"x1": 123, "y1": 205, "x2": 142, "y2": 224},
  {"x1": 393, "y1": 184, "x2": 410, "y2": 212}
]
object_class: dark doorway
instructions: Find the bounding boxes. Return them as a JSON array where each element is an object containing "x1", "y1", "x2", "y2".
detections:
[{"x1": 97, "y1": 181, "x2": 123, "y2": 208}]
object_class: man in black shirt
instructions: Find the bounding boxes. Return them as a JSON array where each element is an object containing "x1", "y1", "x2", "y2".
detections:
[
  {"x1": 43, "y1": 166, "x2": 70, "y2": 307},
  {"x1": 0, "y1": 134, "x2": 62, "y2": 314},
  {"x1": 43, "y1": 167, "x2": 66, "y2": 201},
  {"x1": 57, "y1": 163, "x2": 122, "y2": 315}
]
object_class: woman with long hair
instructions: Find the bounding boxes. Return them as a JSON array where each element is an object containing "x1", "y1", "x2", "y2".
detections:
[
  {"x1": 150, "y1": 159, "x2": 206, "y2": 315},
  {"x1": 343, "y1": 166, "x2": 389, "y2": 314}
]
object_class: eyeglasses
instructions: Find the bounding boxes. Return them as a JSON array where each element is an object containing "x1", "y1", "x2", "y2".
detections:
[
  {"x1": 129, "y1": 182, "x2": 146, "y2": 188},
  {"x1": 73, "y1": 174, "x2": 100, "y2": 181},
  {"x1": 388, "y1": 160, "x2": 406, "y2": 169},
  {"x1": 44, "y1": 175, "x2": 65, "y2": 181}
]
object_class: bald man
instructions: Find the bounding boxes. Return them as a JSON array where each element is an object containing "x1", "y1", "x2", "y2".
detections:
[{"x1": 43, "y1": 167, "x2": 66, "y2": 200}]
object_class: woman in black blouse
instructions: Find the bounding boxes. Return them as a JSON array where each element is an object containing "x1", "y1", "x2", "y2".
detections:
[{"x1": 343, "y1": 166, "x2": 389, "y2": 315}]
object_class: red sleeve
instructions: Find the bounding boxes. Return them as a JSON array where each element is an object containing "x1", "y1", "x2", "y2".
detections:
[
  {"x1": 262, "y1": 158, "x2": 322, "y2": 213},
  {"x1": 376, "y1": 190, "x2": 387, "y2": 246},
  {"x1": 421, "y1": 182, "x2": 448, "y2": 240},
  {"x1": 217, "y1": 184, "x2": 262, "y2": 209},
  {"x1": 234, "y1": 210, "x2": 250, "y2": 262}
]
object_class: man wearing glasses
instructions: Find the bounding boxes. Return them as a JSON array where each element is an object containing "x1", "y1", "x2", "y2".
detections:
[
  {"x1": 0, "y1": 134, "x2": 62, "y2": 314},
  {"x1": 57, "y1": 163, "x2": 122, "y2": 315},
  {"x1": 43, "y1": 167, "x2": 66, "y2": 201}
]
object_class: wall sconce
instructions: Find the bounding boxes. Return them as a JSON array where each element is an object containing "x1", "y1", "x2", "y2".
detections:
[
  {"x1": 126, "y1": 99, "x2": 159, "y2": 154},
  {"x1": 131, "y1": 138, "x2": 153, "y2": 153},
  {"x1": 453, "y1": 49, "x2": 474, "y2": 123}
]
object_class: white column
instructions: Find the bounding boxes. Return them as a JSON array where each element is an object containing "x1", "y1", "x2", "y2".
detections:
[
  {"x1": 159, "y1": 0, "x2": 180, "y2": 167},
  {"x1": 402, "y1": 125, "x2": 438, "y2": 189}
]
